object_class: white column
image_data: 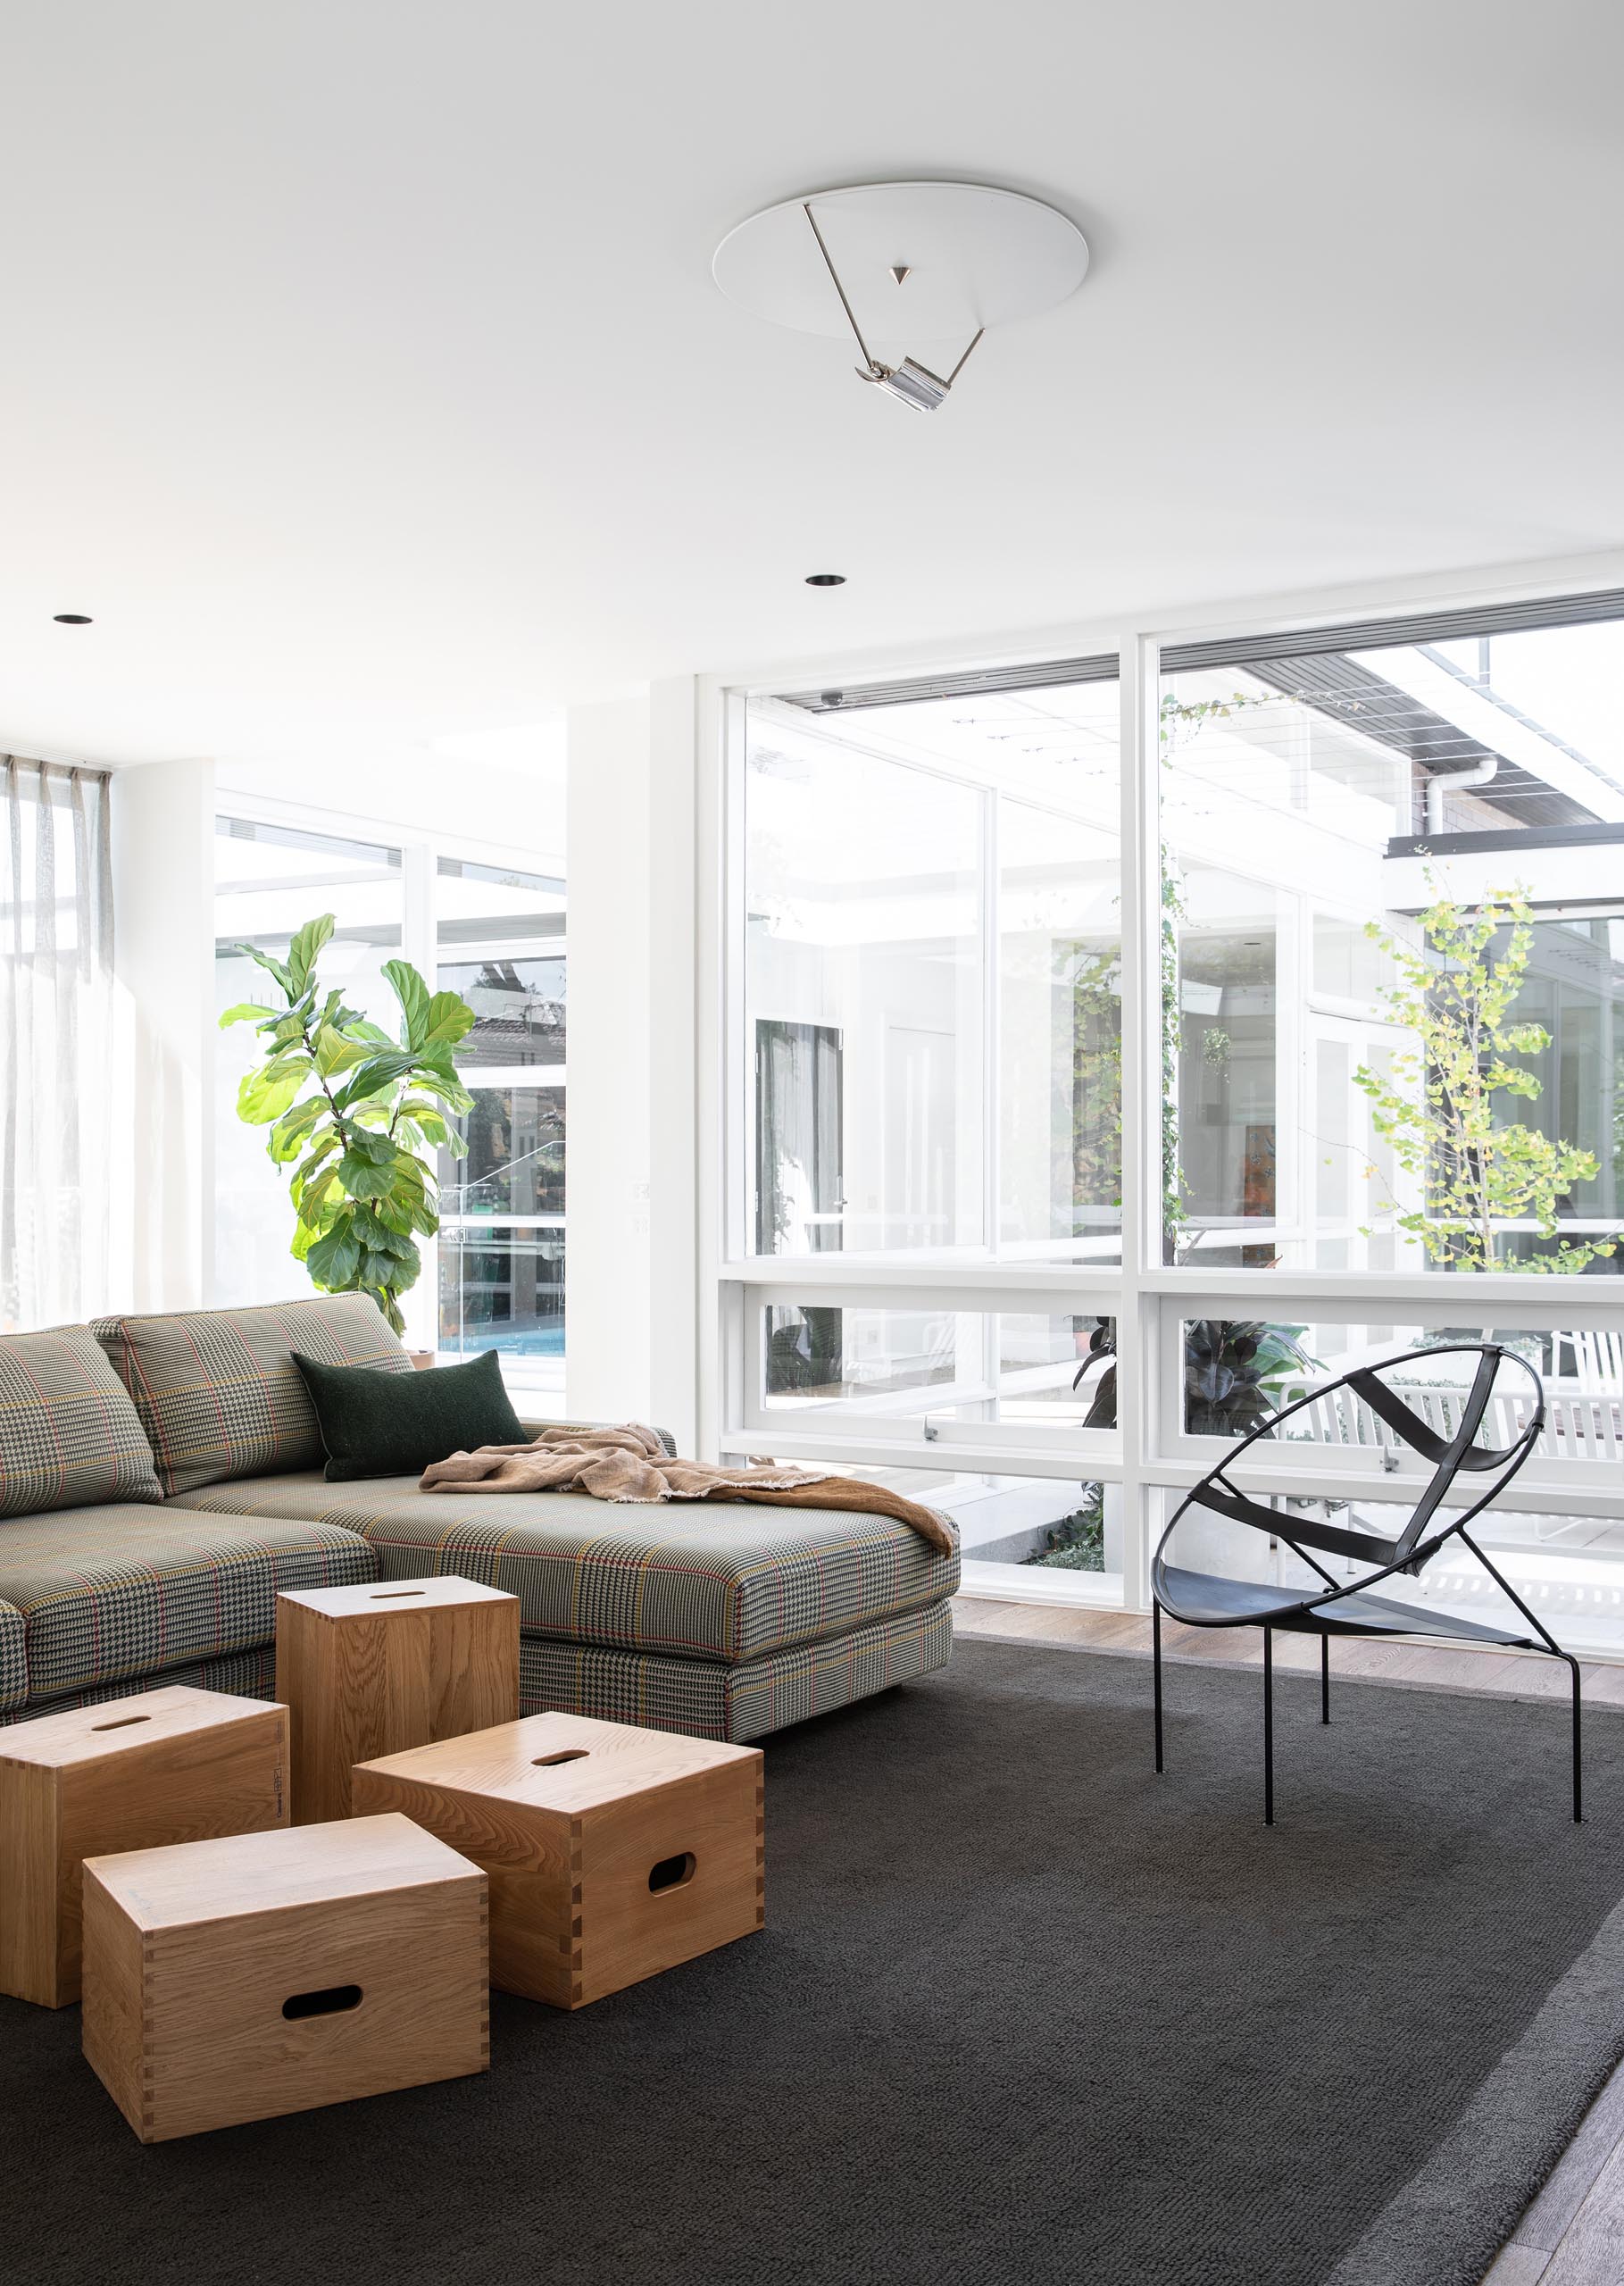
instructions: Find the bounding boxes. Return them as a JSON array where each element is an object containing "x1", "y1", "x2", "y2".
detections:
[
  {"x1": 109, "y1": 758, "x2": 215, "y2": 1313},
  {"x1": 564, "y1": 681, "x2": 697, "y2": 1448}
]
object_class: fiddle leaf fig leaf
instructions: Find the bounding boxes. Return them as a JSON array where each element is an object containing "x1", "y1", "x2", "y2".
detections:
[
  {"x1": 227, "y1": 911, "x2": 477, "y2": 1327},
  {"x1": 237, "y1": 1056, "x2": 311, "y2": 1126},
  {"x1": 422, "y1": 991, "x2": 477, "y2": 1050},
  {"x1": 384, "y1": 959, "x2": 431, "y2": 1050},
  {"x1": 287, "y1": 914, "x2": 336, "y2": 996}
]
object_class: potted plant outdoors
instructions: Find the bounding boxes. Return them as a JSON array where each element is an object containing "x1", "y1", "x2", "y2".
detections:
[
  {"x1": 221, "y1": 914, "x2": 476, "y2": 1335},
  {"x1": 1073, "y1": 1314, "x2": 1316, "y2": 1439}
]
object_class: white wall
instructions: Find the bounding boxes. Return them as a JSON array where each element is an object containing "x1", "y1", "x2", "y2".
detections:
[
  {"x1": 564, "y1": 682, "x2": 697, "y2": 1446},
  {"x1": 109, "y1": 757, "x2": 215, "y2": 1312}
]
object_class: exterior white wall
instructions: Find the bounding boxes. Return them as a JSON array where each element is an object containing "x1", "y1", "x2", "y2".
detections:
[
  {"x1": 564, "y1": 681, "x2": 697, "y2": 1447},
  {"x1": 109, "y1": 757, "x2": 215, "y2": 1312}
]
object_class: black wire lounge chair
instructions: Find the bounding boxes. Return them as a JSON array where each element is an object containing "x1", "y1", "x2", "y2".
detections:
[{"x1": 1152, "y1": 1341, "x2": 1582, "y2": 1826}]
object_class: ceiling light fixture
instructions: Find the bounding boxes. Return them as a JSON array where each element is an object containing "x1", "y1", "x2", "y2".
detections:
[
  {"x1": 53, "y1": 613, "x2": 93, "y2": 624},
  {"x1": 802, "y1": 202, "x2": 981, "y2": 413},
  {"x1": 805, "y1": 572, "x2": 846, "y2": 587},
  {"x1": 713, "y1": 181, "x2": 1089, "y2": 415}
]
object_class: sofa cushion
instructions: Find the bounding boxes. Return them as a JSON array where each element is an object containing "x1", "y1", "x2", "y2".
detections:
[
  {"x1": 0, "y1": 1596, "x2": 25, "y2": 1712},
  {"x1": 0, "y1": 1326, "x2": 162, "y2": 1518},
  {"x1": 0, "y1": 1502, "x2": 376, "y2": 1701},
  {"x1": 172, "y1": 1474, "x2": 960, "y2": 1664},
  {"x1": 166, "y1": 1469, "x2": 404, "y2": 1524},
  {"x1": 92, "y1": 1295, "x2": 413, "y2": 1496}
]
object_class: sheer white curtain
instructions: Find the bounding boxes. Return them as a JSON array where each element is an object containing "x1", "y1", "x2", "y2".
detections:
[{"x1": 0, "y1": 757, "x2": 114, "y2": 1331}]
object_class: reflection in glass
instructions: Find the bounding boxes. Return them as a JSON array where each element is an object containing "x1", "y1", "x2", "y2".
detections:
[
  {"x1": 437, "y1": 1226, "x2": 564, "y2": 1357},
  {"x1": 441, "y1": 1088, "x2": 563, "y2": 1217},
  {"x1": 762, "y1": 1306, "x2": 1114, "y2": 1422},
  {"x1": 438, "y1": 956, "x2": 565, "y2": 1069}
]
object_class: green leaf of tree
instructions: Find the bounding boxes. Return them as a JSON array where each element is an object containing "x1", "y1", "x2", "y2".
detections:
[
  {"x1": 384, "y1": 959, "x2": 431, "y2": 1051},
  {"x1": 237, "y1": 1057, "x2": 312, "y2": 1125},
  {"x1": 287, "y1": 914, "x2": 336, "y2": 996},
  {"x1": 421, "y1": 992, "x2": 477, "y2": 1050}
]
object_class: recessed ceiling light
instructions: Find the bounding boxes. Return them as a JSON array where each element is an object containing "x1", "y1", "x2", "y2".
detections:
[
  {"x1": 53, "y1": 613, "x2": 93, "y2": 624},
  {"x1": 805, "y1": 573, "x2": 845, "y2": 588}
]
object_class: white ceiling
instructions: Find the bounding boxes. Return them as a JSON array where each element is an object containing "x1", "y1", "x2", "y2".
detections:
[{"x1": 0, "y1": 0, "x2": 1620, "y2": 772}]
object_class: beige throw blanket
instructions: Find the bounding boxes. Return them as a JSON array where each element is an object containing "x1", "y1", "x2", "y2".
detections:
[{"x1": 419, "y1": 1422, "x2": 955, "y2": 1557}]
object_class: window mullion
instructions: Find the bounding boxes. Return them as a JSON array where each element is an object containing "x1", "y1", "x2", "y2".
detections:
[{"x1": 1118, "y1": 633, "x2": 1161, "y2": 1609}]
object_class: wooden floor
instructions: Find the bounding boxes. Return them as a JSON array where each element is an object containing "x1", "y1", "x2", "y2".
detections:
[{"x1": 952, "y1": 1596, "x2": 1624, "y2": 2286}]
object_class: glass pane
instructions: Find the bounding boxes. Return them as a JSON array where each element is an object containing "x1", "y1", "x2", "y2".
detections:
[
  {"x1": 745, "y1": 712, "x2": 983, "y2": 1256},
  {"x1": 999, "y1": 799, "x2": 1120, "y2": 1260},
  {"x1": 440, "y1": 1086, "x2": 564, "y2": 1216},
  {"x1": 437, "y1": 1224, "x2": 564, "y2": 1362},
  {"x1": 437, "y1": 857, "x2": 567, "y2": 1378},
  {"x1": 745, "y1": 673, "x2": 1120, "y2": 1264},
  {"x1": 1176, "y1": 1316, "x2": 1623, "y2": 1448},
  {"x1": 437, "y1": 955, "x2": 565, "y2": 1069},
  {"x1": 212, "y1": 818, "x2": 404, "y2": 1309},
  {"x1": 434, "y1": 855, "x2": 565, "y2": 947},
  {"x1": 760, "y1": 1304, "x2": 1117, "y2": 1428},
  {"x1": 1162, "y1": 614, "x2": 1624, "y2": 1273},
  {"x1": 723, "y1": 1449, "x2": 1124, "y2": 1600}
]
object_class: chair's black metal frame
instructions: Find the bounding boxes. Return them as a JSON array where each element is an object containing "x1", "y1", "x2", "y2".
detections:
[{"x1": 1151, "y1": 1342, "x2": 1583, "y2": 1826}]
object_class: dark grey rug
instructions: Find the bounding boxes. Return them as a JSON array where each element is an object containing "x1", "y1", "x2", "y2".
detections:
[{"x1": 5, "y1": 1635, "x2": 1624, "y2": 2286}]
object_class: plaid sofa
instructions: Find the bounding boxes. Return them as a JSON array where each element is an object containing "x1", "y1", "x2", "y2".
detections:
[{"x1": 0, "y1": 1299, "x2": 956, "y2": 1739}]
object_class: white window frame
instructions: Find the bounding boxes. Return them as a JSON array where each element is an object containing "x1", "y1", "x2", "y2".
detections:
[{"x1": 699, "y1": 550, "x2": 1624, "y2": 1627}]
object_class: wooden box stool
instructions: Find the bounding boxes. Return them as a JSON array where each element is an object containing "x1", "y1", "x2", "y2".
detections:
[
  {"x1": 0, "y1": 1685, "x2": 287, "y2": 2008},
  {"x1": 81, "y1": 1812, "x2": 488, "y2": 2142},
  {"x1": 353, "y1": 1712, "x2": 764, "y2": 2010},
  {"x1": 276, "y1": 1574, "x2": 520, "y2": 1823}
]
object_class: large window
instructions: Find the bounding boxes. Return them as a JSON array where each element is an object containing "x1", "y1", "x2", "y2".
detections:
[
  {"x1": 213, "y1": 819, "x2": 405, "y2": 1311},
  {"x1": 212, "y1": 821, "x2": 566, "y2": 1391},
  {"x1": 1160, "y1": 614, "x2": 1624, "y2": 1272},
  {"x1": 716, "y1": 591, "x2": 1624, "y2": 1646}
]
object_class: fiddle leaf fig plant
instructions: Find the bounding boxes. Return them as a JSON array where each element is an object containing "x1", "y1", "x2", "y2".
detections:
[{"x1": 220, "y1": 914, "x2": 475, "y2": 1333}]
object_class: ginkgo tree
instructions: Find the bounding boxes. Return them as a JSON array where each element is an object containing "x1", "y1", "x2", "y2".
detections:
[
  {"x1": 1353, "y1": 882, "x2": 1615, "y2": 1273},
  {"x1": 220, "y1": 914, "x2": 476, "y2": 1331}
]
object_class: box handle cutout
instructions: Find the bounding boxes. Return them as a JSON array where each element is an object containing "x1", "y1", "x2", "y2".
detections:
[
  {"x1": 534, "y1": 1748, "x2": 589, "y2": 1766},
  {"x1": 649, "y1": 1852, "x2": 696, "y2": 1892},
  {"x1": 282, "y1": 1984, "x2": 363, "y2": 2021},
  {"x1": 90, "y1": 1714, "x2": 151, "y2": 1731},
  {"x1": 371, "y1": 1589, "x2": 427, "y2": 1599}
]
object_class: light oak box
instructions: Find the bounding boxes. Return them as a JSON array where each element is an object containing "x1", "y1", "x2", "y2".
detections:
[
  {"x1": 352, "y1": 1712, "x2": 765, "y2": 2009},
  {"x1": 276, "y1": 1573, "x2": 520, "y2": 1823},
  {"x1": 0, "y1": 1685, "x2": 287, "y2": 2008},
  {"x1": 81, "y1": 1812, "x2": 488, "y2": 2143}
]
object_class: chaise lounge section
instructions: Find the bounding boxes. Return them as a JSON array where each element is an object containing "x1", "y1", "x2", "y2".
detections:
[{"x1": 0, "y1": 1297, "x2": 957, "y2": 1737}]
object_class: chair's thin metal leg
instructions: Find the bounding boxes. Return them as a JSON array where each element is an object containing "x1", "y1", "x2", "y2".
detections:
[
  {"x1": 1153, "y1": 1599, "x2": 1164, "y2": 1774},
  {"x1": 1569, "y1": 1656, "x2": 1583, "y2": 1824},
  {"x1": 1321, "y1": 1633, "x2": 1330, "y2": 1725},
  {"x1": 1263, "y1": 1626, "x2": 1274, "y2": 1826}
]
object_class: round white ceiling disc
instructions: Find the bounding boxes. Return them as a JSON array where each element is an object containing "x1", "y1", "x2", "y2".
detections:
[{"x1": 712, "y1": 179, "x2": 1089, "y2": 351}]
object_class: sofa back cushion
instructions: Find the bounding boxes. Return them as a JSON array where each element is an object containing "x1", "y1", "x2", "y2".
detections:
[
  {"x1": 92, "y1": 1295, "x2": 413, "y2": 1497},
  {"x1": 0, "y1": 1325, "x2": 163, "y2": 1516}
]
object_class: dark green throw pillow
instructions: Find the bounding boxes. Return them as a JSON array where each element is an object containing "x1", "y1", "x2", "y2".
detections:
[{"x1": 290, "y1": 1347, "x2": 526, "y2": 1482}]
